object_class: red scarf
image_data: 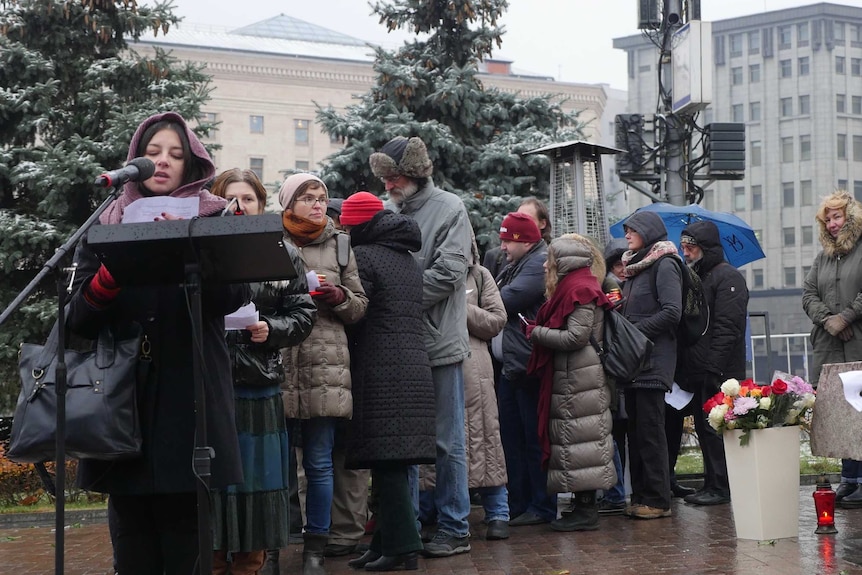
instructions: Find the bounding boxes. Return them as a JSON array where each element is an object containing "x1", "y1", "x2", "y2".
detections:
[{"x1": 527, "y1": 266, "x2": 613, "y2": 469}]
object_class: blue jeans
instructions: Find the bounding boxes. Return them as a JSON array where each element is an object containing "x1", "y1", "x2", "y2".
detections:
[
  {"x1": 298, "y1": 417, "x2": 337, "y2": 534},
  {"x1": 603, "y1": 440, "x2": 626, "y2": 504},
  {"x1": 497, "y1": 374, "x2": 557, "y2": 522},
  {"x1": 429, "y1": 363, "x2": 470, "y2": 537},
  {"x1": 477, "y1": 485, "x2": 509, "y2": 522},
  {"x1": 842, "y1": 459, "x2": 862, "y2": 483}
]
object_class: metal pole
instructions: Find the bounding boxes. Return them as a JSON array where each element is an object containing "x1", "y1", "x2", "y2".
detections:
[{"x1": 661, "y1": 0, "x2": 687, "y2": 206}]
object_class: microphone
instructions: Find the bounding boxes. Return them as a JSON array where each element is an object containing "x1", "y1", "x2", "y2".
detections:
[
  {"x1": 221, "y1": 197, "x2": 239, "y2": 216},
  {"x1": 94, "y1": 157, "x2": 156, "y2": 188}
]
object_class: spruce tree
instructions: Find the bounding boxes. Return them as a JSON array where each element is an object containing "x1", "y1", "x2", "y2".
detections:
[
  {"x1": 316, "y1": 0, "x2": 585, "y2": 250},
  {"x1": 0, "y1": 0, "x2": 215, "y2": 410}
]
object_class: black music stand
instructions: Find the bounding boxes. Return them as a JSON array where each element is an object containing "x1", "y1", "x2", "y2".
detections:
[{"x1": 89, "y1": 213, "x2": 297, "y2": 575}]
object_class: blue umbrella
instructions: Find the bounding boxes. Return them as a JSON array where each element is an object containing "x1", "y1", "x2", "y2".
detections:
[{"x1": 609, "y1": 203, "x2": 765, "y2": 268}]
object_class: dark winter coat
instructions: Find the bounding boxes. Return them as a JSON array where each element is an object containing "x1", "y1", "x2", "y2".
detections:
[
  {"x1": 803, "y1": 194, "x2": 862, "y2": 384},
  {"x1": 675, "y1": 222, "x2": 749, "y2": 391},
  {"x1": 68, "y1": 113, "x2": 250, "y2": 494},
  {"x1": 226, "y1": 244, "x2": 317, "y2": 388},
  {"x1": 620, "y1": 211, "x2": 682, "y2": 390},
  {"x1": 345, "y1": 210, "x2": 436, "y2": 469},
  {"x1": 496, "y1": 241, "x2": 548, "y2": 382}
]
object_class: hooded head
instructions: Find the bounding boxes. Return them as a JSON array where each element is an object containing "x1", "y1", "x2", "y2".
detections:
[
  {"x1": 369, "y1": 136, "x2": 434, "y2": 181},
  {"x1": 815, "y1": 190, "x2": 862, "y2": 257},
  {"x1": 100, "y1": 112, "x2": 221, "y2": 224},
  {"x1": 680, "y1": 220, "x2": 725, "y2": 273},
  {"x1": 622, "y1": 211, "x2": 668, "y2": 249},
  {"x1": 326, "y1": 198, "x2": 344, "y2": 220}
]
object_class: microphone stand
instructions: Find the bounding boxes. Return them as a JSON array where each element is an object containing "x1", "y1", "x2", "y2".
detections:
[{"x1": 0, "y1": 185, "x2": 123, "y2": 575}]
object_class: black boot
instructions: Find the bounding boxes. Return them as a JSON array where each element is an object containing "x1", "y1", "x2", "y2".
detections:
[
  {"x1": 260, "y1": 549, "x2": 280, "y2": 575},
  {"x1": 364, "y1": 552, "x2": 419, "y2": 571},
  {"x1": 302, "y1": 534, "x2": 328, "y2": 575},
  {"x1": 550, "y1": 491, "x2": 599, "y2": 532}
]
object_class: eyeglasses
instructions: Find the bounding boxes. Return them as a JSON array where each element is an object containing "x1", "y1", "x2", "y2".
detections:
[
  {"x1": 379, "y1": 175, "x2": 401, "y2": 184},
  {"x1": 295, "y1": 195, "x2": 329, "y2": 206}
]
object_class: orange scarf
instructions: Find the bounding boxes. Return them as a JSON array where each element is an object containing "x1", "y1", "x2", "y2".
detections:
[{"x1": 282, "y1": 210, "x2": 326, "y2": 246}]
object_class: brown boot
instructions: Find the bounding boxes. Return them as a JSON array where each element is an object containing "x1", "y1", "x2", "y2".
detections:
[{"x1": 302, "y1": 534, "x2": 328, "y2": 575}]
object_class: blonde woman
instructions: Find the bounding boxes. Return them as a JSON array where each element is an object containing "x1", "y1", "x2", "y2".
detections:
[{"x1": 526, "y1": 234, "x2": 617, "y2": 532}]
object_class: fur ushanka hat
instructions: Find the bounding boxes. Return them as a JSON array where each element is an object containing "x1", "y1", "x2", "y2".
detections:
[{"x1": 369, "y1": 136, "x2": 433, "y2": 180}]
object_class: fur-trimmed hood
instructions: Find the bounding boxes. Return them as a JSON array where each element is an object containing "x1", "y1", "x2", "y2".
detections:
[{"x1": 818, "y1": 193, "x2": 862, "y2": 257}]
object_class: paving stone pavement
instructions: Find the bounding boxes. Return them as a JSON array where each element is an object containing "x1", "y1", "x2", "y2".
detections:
[{"x1": 2, "y1": 485, "x2": 862, "y2": 574}]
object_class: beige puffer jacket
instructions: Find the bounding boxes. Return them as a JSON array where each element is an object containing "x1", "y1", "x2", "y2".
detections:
[
  {"x1": 282, "y1": 222, "x2": 368, "y2": 419},
  {"x1": 421, "y1": 265, "x2": 509, "y2": 490},
  {"x1": 529, "y1": 238, "x2": 616, "y2": 493}
]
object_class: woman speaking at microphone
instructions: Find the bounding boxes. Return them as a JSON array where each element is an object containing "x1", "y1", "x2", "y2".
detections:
[{"x1": 66, "y1": 112, "x2": 251, "y2": 575}]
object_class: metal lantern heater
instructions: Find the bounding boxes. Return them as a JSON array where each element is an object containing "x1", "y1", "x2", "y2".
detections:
[
  {"x1": 813, "y1": 475, "x2": 838, "y2": 535},
  {"x1": 523, "y1": 140, "x2": 622, "y2": 247}
]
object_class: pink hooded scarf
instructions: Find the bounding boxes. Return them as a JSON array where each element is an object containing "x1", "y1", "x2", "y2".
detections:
[{"x1": 99, "y1": 112, "x2": 225, "y2": 225}]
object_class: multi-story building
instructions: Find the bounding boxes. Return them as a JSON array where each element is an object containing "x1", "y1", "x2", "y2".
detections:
[
  {"x1": 133, "y1": 14, "x2": 616, "y2": 207},
  {"x1": 614, "y1": 2, "x2": 862, "y2": 359}
]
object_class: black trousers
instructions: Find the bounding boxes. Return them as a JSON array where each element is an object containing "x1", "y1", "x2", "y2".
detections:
[
  {"x1": 626, "y1": 388, "x2": 671, "y2": 510},
  {"x1": 109, "y1": 492, "x2": 199, "y2": 575},
  {"x1": 369, "y1": 466, "x2": 422, "y2": 556}
]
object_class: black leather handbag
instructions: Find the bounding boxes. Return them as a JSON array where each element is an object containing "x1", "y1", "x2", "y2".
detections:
[
  {"x1": 7, "y1": 322, "x2": 145, "y2": 464},
  {"x1": 590, "y1": 309, "x2": 654, "y2": 383}
]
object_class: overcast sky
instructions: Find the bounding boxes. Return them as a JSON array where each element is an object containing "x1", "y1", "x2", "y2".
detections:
[{"x1": 167, "y1": 0, "x2": 861, "y2": 89}]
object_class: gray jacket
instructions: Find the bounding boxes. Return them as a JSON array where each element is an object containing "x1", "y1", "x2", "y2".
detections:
[{"x1": 389, "y1": 179, "x2": 471, "y2": 366}]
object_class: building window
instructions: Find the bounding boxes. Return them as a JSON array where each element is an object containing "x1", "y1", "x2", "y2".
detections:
[
  {"x1": 748, "y1": 30, "x2": 760, "y2": 55},
  {"x1": 730, "y1": 34, "x2": 743, "y2": 57},
  {"x1": 781, "y1": 137, "x2": 794, "y2": 163},
  {"x1": 753, "y1": 269, "x2": 764, "y2": 288},
  {"x1": 780, "y1": 59, "x2": 792, "y2": 78},
  {"x1": 295, "y1": 160, "x2": 310, "y2": 171},
  {"x1": 800, "y1": 135, "x2": 811, "y2": 161},
  {"x1": 801, "y1": 180, "x2": 813, "y2": 205},
  {"x1": 799, "y1": 95, "x2": 810, "y2": 115},
  {"x1": 835, "y1": 21, "x2": 845, "y2": 43},
  {"x1": 784, "y1": 267, "x2": 797, "y2": 288},
  {"x1": 854, "y1": 96, "x2": 862, "y2": 115},
  {"x1": 856, "y1": 181, "x2": 862, "y2": 202},
  {"x1": 751, "y1": 185, "x2": 762, "y2": 210},
  {"x1": 798, "y1": 57, "x2": 810, "y2": 76},
  {"x1": 855, "y1": 135, "x2": 862, "y2": 162},
  {"x1": 839, "y1": 179, "x2": 849, "y2": 191},
  {"x1": 751, "y1": 140, "x2": 762, "y2": 167},
  {"x1": 779, "y1": 25, "x2": 792, "y2": 49},
  {"x1": 249, "y1": 157, "x2": 264, "y2": 179},
  {"x1": 852, "y1": 23, "x2": 862, "y2": 45},
  {"x1": 780, "y1": 97, "x2": 793, "y2": 117},
  {"x1": 749, "y1": 64, "x2": 761, "y2": 83},
  {"x1": 249, "y1": 115, "x2": 264, "y2": 134},
  {"x1": 802, "y1": 225, "x2": 813, "y2": 245},
  {"x1": 837, "y1": 56, "x2": 846, "y2": 74},
  {"x1": 731, "y1": 66, "x2": 743, "y2": 85},
  {"x1": 294, "y1": 119, "x2": 310, "y2": 145},
  {"x1": 783, "y1": 227, "x2": 796, "y2": 246},
  {"x1": 782, "y1": 181, "x2": 795, "y2": 206},
  {"x1": 853, "y1": 58, "x2": 862, "y2": 76},
  {"x1": 733, "y1": 186, "x2": 746, "y2": 211},
  {"x1": 750, "y1": 101, "x2": 761, "y2": 121},
  {"x1": 838, "y1": 134, "x2": 848, "y2": 159},
  {"x1": 732, "y1": 104, "x2": 744, "y2": 123},
  {"x1": 837, "y1": 94, "x2": 846, "y2": 113},
  {"x1": 798, "y1": 22, "x2": 810, "y2": 46}
]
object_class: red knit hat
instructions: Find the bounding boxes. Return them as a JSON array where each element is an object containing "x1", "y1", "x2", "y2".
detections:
[
  {"x1": 499, "y1": 212, "x2": 541, "y2": 243},
  {"x1": 340, "y1": 191, "x2": 384, "y2": 226}
]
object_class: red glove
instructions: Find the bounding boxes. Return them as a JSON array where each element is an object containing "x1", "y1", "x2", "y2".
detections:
[
  {"x1": 313, "y1": 282, "x2": 346, "y2": 306},
  {"x1": 83, "y1": 264, "x2": 120, "y2": 308}
]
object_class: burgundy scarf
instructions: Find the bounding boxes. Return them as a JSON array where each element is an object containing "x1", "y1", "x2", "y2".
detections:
[{"x1": 527, "y1": 266, "x2": 613, "y2": 469}]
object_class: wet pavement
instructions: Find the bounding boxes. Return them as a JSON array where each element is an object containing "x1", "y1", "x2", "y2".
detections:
[{"x1": 2, "y1": 485, "x2": 862, "y2": 574}]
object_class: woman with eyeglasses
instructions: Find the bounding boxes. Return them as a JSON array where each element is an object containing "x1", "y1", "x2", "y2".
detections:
[{"x1": 278, "y1": 173, "x2": 368, "y2": 575}]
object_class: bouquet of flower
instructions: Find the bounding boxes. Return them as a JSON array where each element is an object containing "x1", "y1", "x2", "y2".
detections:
[{"x1": 703, "y1": 372, "x2": 816, "y2": 446}]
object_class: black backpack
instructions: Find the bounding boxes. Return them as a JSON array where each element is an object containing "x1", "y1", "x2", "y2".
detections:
[{"x1": 650, "y1": 254, "x2": 709, "y2": 347}]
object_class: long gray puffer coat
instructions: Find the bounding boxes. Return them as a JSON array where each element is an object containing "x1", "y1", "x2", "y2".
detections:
[
  {"x1": 803, "y1": 192, "x2": 862, "y2": 385},
  {"x1": 529, "y1": 238, "x2": 616, "y2": 494}
]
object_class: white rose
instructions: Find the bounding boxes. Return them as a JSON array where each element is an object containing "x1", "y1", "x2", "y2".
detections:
[
  {"x1": 708, "y1": 404, "x2": 728, "y2": 430},
  {"x1": 759, "y1": 396, "x2": 772, "y2": 411},
  {"x1": 721, "y1": 378, "x2": 741, "y2": 397}
]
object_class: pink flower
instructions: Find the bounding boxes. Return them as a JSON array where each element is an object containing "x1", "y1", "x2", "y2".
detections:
[{"x1": 732, "y1": 396, "x2": 758, "y2": 416}]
